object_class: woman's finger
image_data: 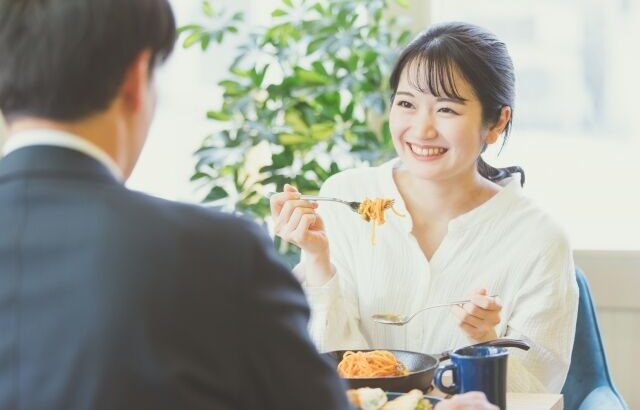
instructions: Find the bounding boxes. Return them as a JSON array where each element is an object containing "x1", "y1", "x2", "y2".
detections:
[
  {"x1": 462, "y1": 302, "x2": 501, "y2": 323},
  {"x1": 270, "y1": 190, "x2": 300, "y2": 217},
  {"x1": 452, "y1": 305, "x2": 485, "y2": 329},
  {"x1": 470, "y1": 294, "x2": 502, "y2": 311},
  {"x1": 276, "y1": 199, "x2": 317, "y2": 228},
  {"x1": 289, "y1": 213, "x2": 317, "y2": 244},
  {"x1": 283, "y1": 206, "x2": 317, "y2": 234},
  {"x1": 452, "y1": 305, "x2": 480, "y2": 327},
  {"x1": 469, "y1": 288, "x2": 502, "y2": 311},
  {"x1": 453, "y1": 305, "x2": 500, "y2": 329},
  {"x1": 457, "y1": 321, "x2": 484, "y2": 340}
]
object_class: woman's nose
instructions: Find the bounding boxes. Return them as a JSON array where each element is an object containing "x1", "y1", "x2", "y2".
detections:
[{"x1": 412, "y1": 115, "x2": 438, "y2": 139}]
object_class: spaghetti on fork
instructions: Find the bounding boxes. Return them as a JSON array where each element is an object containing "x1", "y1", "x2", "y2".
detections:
[{"x1": 357, "y1": 198, "x2": 405, "y2": 245}]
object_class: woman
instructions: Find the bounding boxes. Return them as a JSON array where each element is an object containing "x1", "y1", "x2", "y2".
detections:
[{"x1": 270, "y1": 22, "x2": 578, "y2": 393}]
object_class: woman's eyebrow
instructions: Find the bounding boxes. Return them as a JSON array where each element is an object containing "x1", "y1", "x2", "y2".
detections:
[
  {"x1": 436, "y1": 96, "x2": 467, "y2": 105},
  {"x1": 397, "y1": 90, "x2": 467, "y2": 105},
  {"x1": 396, "y1": 90, "x2": 415, "y2": 97}
]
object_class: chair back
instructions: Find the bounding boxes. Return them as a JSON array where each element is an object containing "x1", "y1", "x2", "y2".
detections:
[{"x1": 561, "y1": 268, "x2": 627, "y2": 409}]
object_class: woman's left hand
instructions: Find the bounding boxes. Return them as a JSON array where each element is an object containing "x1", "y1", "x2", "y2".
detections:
[{"x1": 451, "y1": 288, "x2": 502, "y2": 343}]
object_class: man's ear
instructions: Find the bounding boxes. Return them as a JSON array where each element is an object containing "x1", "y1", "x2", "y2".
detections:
[
  {"x1": 486, "y1": 106, "x2": 511, "y2": 145},
  {"x1": 119, "y1": 49, "x2": 152, "y2": 113}
]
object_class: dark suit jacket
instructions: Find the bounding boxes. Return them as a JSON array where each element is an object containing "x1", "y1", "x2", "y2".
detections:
[{"x1": 0, "y1": 146, "x2": 351, "y2": 410}]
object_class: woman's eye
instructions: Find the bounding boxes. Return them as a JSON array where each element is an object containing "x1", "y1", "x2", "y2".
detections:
[
  {"x1": 397, "y1": 100, "x2": 414, "y2": 109},
  {"x1": 438, "y1": 107, "x2": 458, "y2": 115}
]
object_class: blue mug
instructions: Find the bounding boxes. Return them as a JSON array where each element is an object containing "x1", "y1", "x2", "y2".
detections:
[{"x1": 433, "y1": 346, "x2": 508, "y2": 410}]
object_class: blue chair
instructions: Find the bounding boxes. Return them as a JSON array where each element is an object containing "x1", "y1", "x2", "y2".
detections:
[{"x1": 561, "y1": 268, "x2": 628, "y2": 409}]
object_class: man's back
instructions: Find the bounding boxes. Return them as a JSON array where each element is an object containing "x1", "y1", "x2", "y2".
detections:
[{"x1": 0, "y1": 146, "x2": 349, "y2": 410}]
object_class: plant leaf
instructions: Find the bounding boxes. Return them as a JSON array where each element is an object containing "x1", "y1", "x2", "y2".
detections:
[
  {"x1": 310, "y1": 123, "x2": 334, "y2": 141},
  {"x1": 190, "y1": 171, "x2": 210, "y2": 181},
  {"x1": 294, "y1": 67, "x2": 330, "y2": 85},
  {"x1": 306, "y1": 37, "x2": 326, "y2": 55},
  {"x1": 272, "y1": 9, "x2": 288, "y2": 17},
  {"x1": 278, "y1": 133, "x2": 308, "y2": 145},
  {"x1": 205, "y1": 186, "x2": 229, "y2": 201},
  {"x1": 177, "y1": 24, "x2": 203, "y2": 35},
  {"x1": 202, "y1": 1, "x2": 214, "y2": 17},
  {"x1": 284, "y1": 110, "x2": 309, "y2": 134},
  {"x1": 206, "y1": 111, "x2": 232, "y2": 121},
  {"x1": 200, "y1": 35, "x2": 211, "y2": 51},
  {"x1": 183, "y1": 32, "x2": 207, "y2": 48}
]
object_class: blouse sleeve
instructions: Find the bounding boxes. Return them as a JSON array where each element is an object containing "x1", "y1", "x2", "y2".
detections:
[
  {"x1": 294, "y1": 174, "x2": 369, "y2": 352},
  {"x1": 503, "y1": 229, "x2": 579, "y2": 393}
]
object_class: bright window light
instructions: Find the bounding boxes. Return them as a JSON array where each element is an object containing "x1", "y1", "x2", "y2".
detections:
[{"x1": 431, "y1": 0, "x2": 640, "y2": 250}]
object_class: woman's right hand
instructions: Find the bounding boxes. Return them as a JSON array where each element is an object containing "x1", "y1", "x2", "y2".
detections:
[{"x1": 270, "y1": 184, "x2": 329, "y2": 259}]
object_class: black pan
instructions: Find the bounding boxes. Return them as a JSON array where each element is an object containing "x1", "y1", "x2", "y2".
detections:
[{"x1": 324, "y1": 338, "x2": 530, "y2": 392}]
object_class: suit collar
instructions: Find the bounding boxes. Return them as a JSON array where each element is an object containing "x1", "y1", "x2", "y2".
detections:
[
  {"x1": 0, "y1": 145, "x2": 121, "y2": 185},
  {"x1": 3, "y1": 128, "x2": 123, "y2": 180}
]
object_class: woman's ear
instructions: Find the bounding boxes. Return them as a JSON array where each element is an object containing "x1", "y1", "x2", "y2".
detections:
[{"x1": 486, "y1": 106, "x2": 511, "y2": 145}]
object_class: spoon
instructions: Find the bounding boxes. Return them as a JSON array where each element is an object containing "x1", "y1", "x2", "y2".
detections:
[{"x1": 371, "y1": 295, "x2": 499, "y2": 326}]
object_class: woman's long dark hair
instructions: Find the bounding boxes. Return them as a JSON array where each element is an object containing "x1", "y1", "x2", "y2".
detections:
[{"x1": 389, "y1": 22, "x2": 525, "y2": 186}]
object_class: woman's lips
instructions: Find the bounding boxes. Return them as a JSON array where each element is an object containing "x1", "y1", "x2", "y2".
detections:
[{"x1": 406, "y1": 142, "x2": 448, "y2": 161}]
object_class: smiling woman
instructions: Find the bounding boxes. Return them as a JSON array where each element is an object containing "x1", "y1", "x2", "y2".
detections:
[{"x1": 270, "y1": 21, "x2": 578, "y2": 395}]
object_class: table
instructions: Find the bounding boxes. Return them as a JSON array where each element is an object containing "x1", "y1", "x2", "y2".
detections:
[
  {"x1": 431, "y1": 373, "x2": 564, "y2": 409},
  {"x1": 507, "y1": 393, "x2": 563, "y2": 410},
  {"x1": 430, "y1": 389, "x2": 563, "y2": 409}
]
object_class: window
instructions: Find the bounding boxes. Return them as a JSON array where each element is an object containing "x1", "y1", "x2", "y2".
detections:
[{"x1": 431, "y1": 0, "x2": 640, "y2": 250}]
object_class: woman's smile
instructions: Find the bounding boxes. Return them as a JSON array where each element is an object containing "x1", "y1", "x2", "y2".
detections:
[{"x1": 406, "y1": 142, "x2": 449, "y2": 161}]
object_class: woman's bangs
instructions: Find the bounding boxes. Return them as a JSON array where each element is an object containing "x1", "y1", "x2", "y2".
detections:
[{"x1": 404, "y1": 51, "x2": 466, "y2": 101}]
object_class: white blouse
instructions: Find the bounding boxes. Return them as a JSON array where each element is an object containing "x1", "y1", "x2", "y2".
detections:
[{"x1": 296, "y1": 159, "x2": 578, "y2": 394}]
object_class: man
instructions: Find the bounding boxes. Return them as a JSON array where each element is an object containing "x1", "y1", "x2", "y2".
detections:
[{"x1": 0, "y1": 1, "x2": 350, "y2": 409}]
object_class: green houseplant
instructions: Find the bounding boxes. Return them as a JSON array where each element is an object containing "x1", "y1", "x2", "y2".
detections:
[{"x1": 180, "y1": 0, "x2": 412, "y2": 263}]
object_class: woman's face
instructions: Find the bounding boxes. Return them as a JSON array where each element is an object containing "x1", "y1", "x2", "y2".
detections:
[{"x1": 389, "y1": 64, "x2": 496, "y2": 182}]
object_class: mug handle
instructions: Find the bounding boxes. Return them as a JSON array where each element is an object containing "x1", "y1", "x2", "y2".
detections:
[{"x1": 434, "y1": 363, "x2": 458, "y2": 395}]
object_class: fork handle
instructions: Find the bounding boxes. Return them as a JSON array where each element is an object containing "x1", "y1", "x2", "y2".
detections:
[
  {"x1": 299, "y1": 195, "x2": 346, "y2": 203},
  {"x1": 406, "y1": 300, "x2": 471, "y2": 321},
  {"x1": 266, "y1": 192, "x2": 341, "y2": 202},
  {"x1": 407, "y1": 294, "x2": 500, "y2": 321},
  {"x1": 265, "y1": 192, "x2": 352, "y2": 207}
]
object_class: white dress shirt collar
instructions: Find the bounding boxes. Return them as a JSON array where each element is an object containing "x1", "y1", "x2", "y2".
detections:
[{"x1": 2, "y1": 128, "x2": 124, "y2": 181}]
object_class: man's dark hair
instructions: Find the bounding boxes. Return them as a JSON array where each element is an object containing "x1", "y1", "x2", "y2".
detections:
[{"x1": 0, "y1": 0, "x2": 176, "y2": 122}]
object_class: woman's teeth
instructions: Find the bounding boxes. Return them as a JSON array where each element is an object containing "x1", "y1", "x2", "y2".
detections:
[{"x1": 409, "y1": 143, "x2": 447, "y2": 157}]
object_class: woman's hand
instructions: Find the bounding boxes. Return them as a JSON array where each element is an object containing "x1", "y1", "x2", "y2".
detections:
[
  {"x1": 270, "y1": 184, "x2": 328, "y2": 256},
  {"x1": 270, "y1": 184, "x2": 334, "y2": 286},
  {"x1": 451, "y1": 288, "x2": 502, "y2": 343},
  {"x1": 435, "y1": 392, "x2": 498, "y2": 410}
]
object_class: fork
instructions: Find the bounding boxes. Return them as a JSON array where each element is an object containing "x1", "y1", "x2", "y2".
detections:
[{"x1": 265, "y1": 192, "x2": 393, "y2": 213}]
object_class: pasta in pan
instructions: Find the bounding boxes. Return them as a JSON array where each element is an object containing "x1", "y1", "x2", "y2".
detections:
[{"x1": 337, "y1": 350, "x2": 409, "y2": 378}]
